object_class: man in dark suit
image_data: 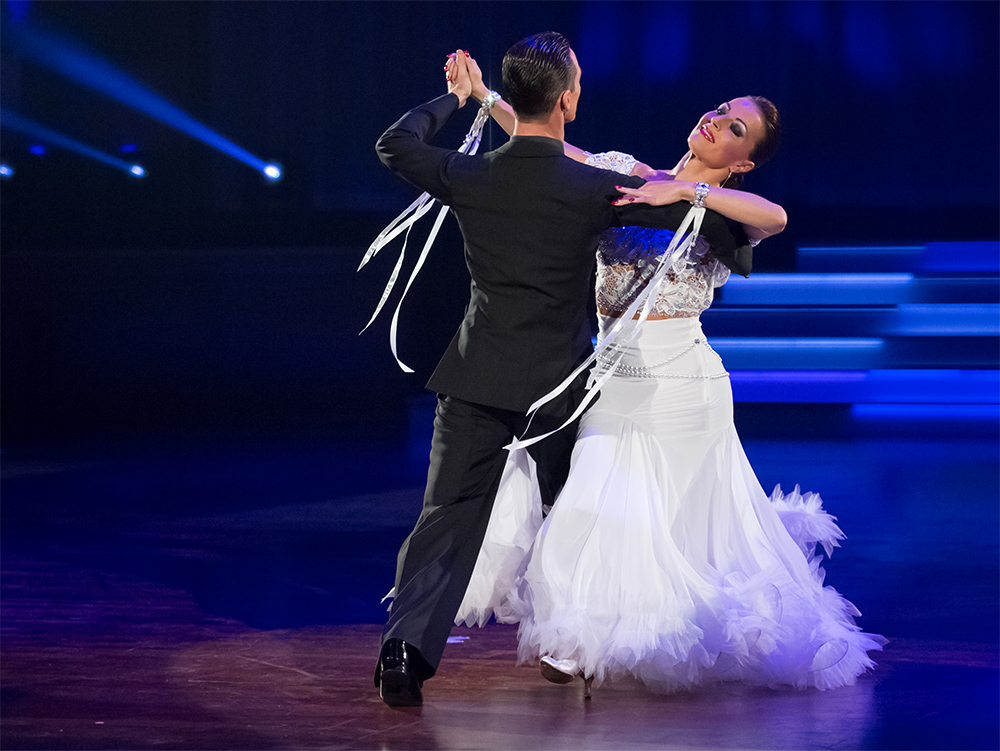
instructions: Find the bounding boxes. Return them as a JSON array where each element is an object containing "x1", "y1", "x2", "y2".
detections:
[{"x1": 373, "y1": 32, "x2": 750, "y2": 706}]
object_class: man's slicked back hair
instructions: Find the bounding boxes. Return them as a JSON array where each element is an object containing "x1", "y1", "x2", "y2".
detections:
[{"x1": 501, "y1": 32, "x2": 575, "y2": 120}]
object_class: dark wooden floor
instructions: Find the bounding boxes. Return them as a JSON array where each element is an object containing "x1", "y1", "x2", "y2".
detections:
[
  {"x1": 2, "y1": 410, "x2": 998, "y2": 750},
  {"x1": 3, "y1": 612, "x2": 997, "y2": 751}
]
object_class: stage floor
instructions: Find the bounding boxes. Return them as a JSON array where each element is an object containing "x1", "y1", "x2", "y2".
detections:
[{"x1": 2, "y1": 411, "x2": 998, "y2": 750}]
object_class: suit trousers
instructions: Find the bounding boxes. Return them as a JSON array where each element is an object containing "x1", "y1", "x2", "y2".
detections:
[{"x1": 381, "y1": 383, "x2": 586, "y2": 678}]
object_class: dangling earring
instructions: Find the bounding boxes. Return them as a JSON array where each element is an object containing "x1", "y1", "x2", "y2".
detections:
[{"x1": 721, "y1": 171, "x2": 732, "y2": 188}]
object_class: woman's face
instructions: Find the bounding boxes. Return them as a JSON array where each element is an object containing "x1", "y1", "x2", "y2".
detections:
[{"x1": 687, "y1": 97, "x2": 764, "y2": 171}]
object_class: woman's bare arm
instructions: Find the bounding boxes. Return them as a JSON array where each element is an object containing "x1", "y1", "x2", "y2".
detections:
[{"x1": 615, "y1": 180, "x2": 787, "y2": 239}]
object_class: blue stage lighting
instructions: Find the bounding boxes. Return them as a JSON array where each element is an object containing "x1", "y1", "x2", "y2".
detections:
[
  {"x1": 129, "y1": 164, "x2": 145, "y2": 177},
  {"x1": 263, "y1": 163, "x2": 282, "y2": 180},
  {"x1": 713, "y1": 338, "x2": 885, "y2": 351},
  {"x1": 1, "y1": 108, "x2": 144, "y2": 177},
  {"x1": 722, "y1": 274, "x2": 915, "y2": 305},
  {"x1": 731, "y1": 369, "x2": 1000, "y2": 404},
  {"x1": 120, "y1": 143, "x2": 138, "y2": 153},
  {"x1": 711, "y1": 338, "x2": 885, "y2": 370},
  {"x1": 28, "y1": 143, "x2": 45, "y2": 155},
  {"x1": 851, "y1": 404, "x2": 999, "y2": 422},
  {"x1": 7, "y1": 23, "x2": 273, "y2": 175},
  {"x1": 5, "y1": 0, "x2": 31, "y2": 23},
  {"x1": 0, "y1": 164, "x2": 13, "y2": 178}
]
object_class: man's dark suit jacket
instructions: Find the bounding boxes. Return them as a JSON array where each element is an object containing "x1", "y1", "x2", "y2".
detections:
[{"x1": 377, "y1": 93, "x2": 751, "y2": 413}]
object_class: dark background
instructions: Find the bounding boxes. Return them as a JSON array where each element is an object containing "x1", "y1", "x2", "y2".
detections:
[{"x1": 2, "y1": 0, "x2": 998, "y2": 439}]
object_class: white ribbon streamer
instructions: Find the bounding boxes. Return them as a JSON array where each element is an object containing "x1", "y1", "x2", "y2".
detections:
[
  {"x1": 506, "y1": 205, "x2": 706, "y2": 451},
  {"x1": 360, "y1": 103, "x2": 493, "y2": 372}
]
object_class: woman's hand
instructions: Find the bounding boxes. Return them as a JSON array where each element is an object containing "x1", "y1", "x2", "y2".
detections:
[
  {"x1": 446, "y1": 51, "x2": 488, "y2": 102},
  {"x1": 444, "y1": 50, "x2": 472, "y2": 106},
  {"x1": 614, "y1": 180, "x2": 695, "y2": 206},
  {"x1": 449, "y1": 51, "x2": 517, "y2": 137}
]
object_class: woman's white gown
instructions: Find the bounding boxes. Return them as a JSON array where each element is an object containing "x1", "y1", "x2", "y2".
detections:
[{"x1": 454, "y1": 153, "x2": 886, "y2": 693}]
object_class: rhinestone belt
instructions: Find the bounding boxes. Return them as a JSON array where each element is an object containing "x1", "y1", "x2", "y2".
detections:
[{"x1": 597, "y1": 338, "x2": 729, "y2": 380}]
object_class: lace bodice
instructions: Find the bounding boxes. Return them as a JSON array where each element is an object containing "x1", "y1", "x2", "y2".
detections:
[{"x1": 586, "y1": 151, "x2": 730, "y2": 318}]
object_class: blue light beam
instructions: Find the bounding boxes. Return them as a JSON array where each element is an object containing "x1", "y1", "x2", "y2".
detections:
[
  {"x1": 1, "y1": 109, "x2": 145, "y2": 177},
  {"x1": 6, "y1": 23, "x2": 275, "y2": 177}
]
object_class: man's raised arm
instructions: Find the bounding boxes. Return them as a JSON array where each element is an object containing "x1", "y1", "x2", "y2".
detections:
[{"x1": 375, "y1": 50, "x2": 474, "y2": 200}]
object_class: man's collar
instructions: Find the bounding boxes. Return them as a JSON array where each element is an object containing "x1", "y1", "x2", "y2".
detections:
[{"x1": 493, "y1": 136, "x2": 566, "y2": 157}]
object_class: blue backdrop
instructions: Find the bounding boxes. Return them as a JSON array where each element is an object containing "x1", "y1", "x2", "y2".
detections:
[{"x1": 1, "y1": 1, "x2": 997, "y2": 436}]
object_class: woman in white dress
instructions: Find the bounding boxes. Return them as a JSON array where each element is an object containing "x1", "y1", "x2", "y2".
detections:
[{"x1": 453, "y1": 59, "x2": 886, "y2": 697}]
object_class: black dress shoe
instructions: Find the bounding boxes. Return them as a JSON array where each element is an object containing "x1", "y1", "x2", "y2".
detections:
[{"x1": 375, "y1": 638, "x2": 424, "y2": 707}]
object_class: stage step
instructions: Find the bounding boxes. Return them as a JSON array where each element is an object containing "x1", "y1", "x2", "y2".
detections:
[
  {"x1": 710, "y1": 338, "x2": 997, "y2": 370},
  {"x1": 716, "y1": 274, "x2": 998, "y2": 306},
  {"x1": 704, "y1": 240, "x2": 999, "y2": 374},
  {"x1": 796, "y1": 241, "x2": 999, "y2": 273},
  {"x1": 702, "y1": 240, "x2": 1000, "y2": 402},
  {"x1": 729, "y1": 369, "x2": 999, "y2": 404},
  {"x1": 703, "y1": 305, "x2": 999, "y2": 337}
]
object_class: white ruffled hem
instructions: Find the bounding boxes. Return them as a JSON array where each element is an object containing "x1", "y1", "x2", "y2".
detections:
[
  {"x1": 513, "y1": 557, "x2": 887, "y2": 693},
  {"x1": 457, "y1": 449, "x2": 542, "y2": 627},
  {"x1": 456, "y1": 443, "x2": 886, "y2": 692}
]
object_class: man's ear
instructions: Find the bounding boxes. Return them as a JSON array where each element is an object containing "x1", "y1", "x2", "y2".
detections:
[{"x1": 558, "y1": 89, "x2": 572, "y2": 113}]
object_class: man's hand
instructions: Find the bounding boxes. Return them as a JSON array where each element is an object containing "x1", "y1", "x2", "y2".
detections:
[
  {"x1": 466, "y1": 54, "x2": 488, "y2": 103},
  {"x1": 613, "y1": 180, "x2": 696, "y2": 206},
  {"x1": 444, "y1": 49, "x2": 472, "y2": 107}
]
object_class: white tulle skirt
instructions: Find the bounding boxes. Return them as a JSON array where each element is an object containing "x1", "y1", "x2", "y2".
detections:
[{"x1": 457, "y1": 316, "x2": 886, "y2": 692}]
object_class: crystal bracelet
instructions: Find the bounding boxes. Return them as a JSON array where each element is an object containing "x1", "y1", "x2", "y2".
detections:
[{"x1": 692, "y1": 181, "x2": 710, "y2": 209}]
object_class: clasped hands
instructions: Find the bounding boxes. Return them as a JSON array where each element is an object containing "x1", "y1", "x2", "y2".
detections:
[{"x1": 444, "y1": 49, "x2": 486, "y2": 108}]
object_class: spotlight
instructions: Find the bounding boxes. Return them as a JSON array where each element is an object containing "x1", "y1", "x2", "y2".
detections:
[
  {"x1": 0, "y1": 164, "x2": 13, "y2": 178},
  {"x1": 1, "y1": 108, "x2": 146, "y2": 177},
  {"x1": 120, "y1": 143, "x2": 138, "y2": 153},
  {"x1": 7, "y1": 25, "x2": 277, "y2": 176},
  {"x1": 263, "y1": 163, "x2": 282, "y2": 181}
]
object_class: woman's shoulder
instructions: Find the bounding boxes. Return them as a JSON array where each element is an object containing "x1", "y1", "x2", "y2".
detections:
[{"x1": 584, "y1": 150, "x2": 638, "y2": 176}]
